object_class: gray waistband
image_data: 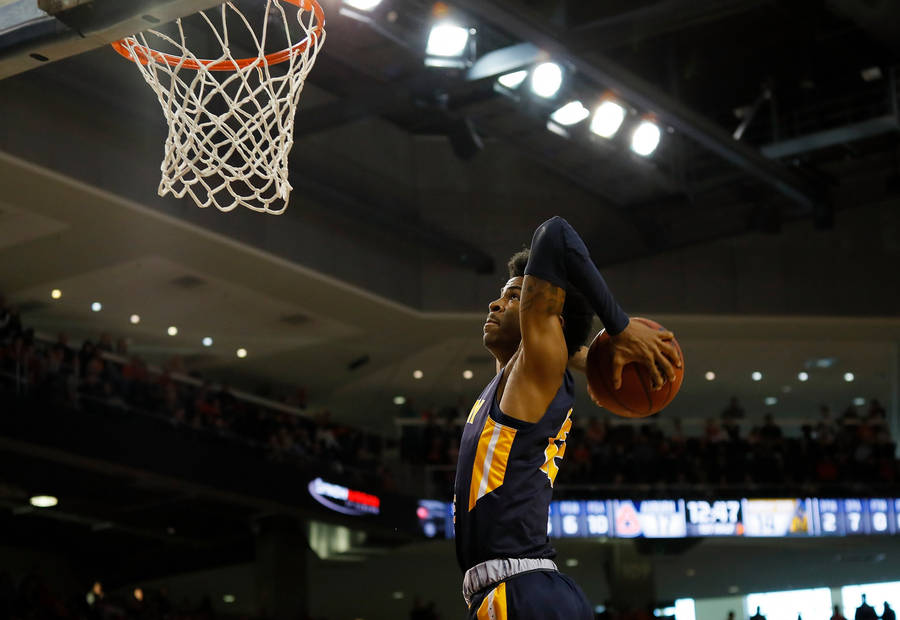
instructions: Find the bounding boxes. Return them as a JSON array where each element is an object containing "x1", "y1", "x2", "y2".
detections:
[{"x1": 462, "y1": 558, "x2": 558, "y2": 607}]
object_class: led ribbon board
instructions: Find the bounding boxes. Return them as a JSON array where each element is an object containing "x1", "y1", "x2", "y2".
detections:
[
  {"x1": 422, "y1": 496, "x2": 900, "y2": 539},
  {"x1": 308, "y1": 478, "x2": 381, "y2": 516}
]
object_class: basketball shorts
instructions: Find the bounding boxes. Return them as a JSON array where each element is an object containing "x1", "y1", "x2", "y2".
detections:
[{"x1": 466, "y1": 569, "x2": 593, "y2": 620}]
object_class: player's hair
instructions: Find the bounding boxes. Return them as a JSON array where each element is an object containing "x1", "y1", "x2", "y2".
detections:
[{"x1": 507, "y1": 249, "x2": 594, "y2": 357}]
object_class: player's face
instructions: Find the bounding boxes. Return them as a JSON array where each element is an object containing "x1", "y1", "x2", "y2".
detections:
[{"x1": 483, "y1": 277, "x2": 523, "y2": 352}]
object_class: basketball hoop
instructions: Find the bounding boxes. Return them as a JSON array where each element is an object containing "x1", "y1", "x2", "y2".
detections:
[{"x1": 111, "y1": 0, "x2": 325, "y2": 214}]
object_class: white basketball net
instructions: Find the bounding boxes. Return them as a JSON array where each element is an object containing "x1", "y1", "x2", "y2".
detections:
[{"x1": 115, "y1": 1, "x2": 325, "y2": 214}]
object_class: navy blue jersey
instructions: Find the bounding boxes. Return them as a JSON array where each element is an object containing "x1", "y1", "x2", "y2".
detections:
[{"x1": 454, "y1": 367, "x2": 575, "y2": 572}]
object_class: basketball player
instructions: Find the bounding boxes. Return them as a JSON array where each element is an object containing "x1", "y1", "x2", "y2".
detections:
[{"x1": 455, "y1": 216, "x2": 680, "y2": 619}]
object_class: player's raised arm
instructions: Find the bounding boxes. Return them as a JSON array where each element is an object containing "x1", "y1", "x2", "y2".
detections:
[{"x1": 525, "y1": 216, "x2": 680, "y2": 390}]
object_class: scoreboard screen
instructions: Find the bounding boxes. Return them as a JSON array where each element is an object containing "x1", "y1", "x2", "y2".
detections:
[
  {"x1": 420, "y1": 496, "x2": 900, "y2": 540},
  {"x1": 813, "y1": 498, "x2": 898, "y2": 536},
  {"x1": 742, "y1": 498, "x2": 813, "y2": 537},
  {"x1": 686, "y1": 499, "x2": 743, "y2": 536},
  {"x1": 612, "y1": 499, "x2": 687, "y2": 538}
]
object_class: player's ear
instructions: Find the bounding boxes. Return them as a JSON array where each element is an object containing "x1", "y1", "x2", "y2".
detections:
[{"x1": 558, "y1": 315, "x2": 565, "y2": 328}]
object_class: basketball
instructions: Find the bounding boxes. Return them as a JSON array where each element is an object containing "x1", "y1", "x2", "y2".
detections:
[{"x1": 585, "y1": 317, "x2": 685, "y2": 418}]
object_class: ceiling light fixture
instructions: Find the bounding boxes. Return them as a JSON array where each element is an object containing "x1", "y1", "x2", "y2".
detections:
[
  {"x1": 236, "y1": 348, "x2": 248, "y2": 359},
  {"x1": 462, "y1": 369, "x2": 474, "y2": 380},
  {"x1": 343, "y1": 0, "x2": 382, "y2": 11},
  {"x1": 530, "y1": 62, "x2": 563, "y2": 98},
  {"x1": 798, "y1": 371, "x2": 809, "y2": 382},
  {"x1": 91, "y1": 302, "x2": 102, "y2": 312},
  {"x1": 550, "y1": 101, "x2": 590, "y2": 126},
  {"x1": 167, "y1": 326, "x2": 178, "y2": 336},
  {"x1": 843, "y1": 372, "x2": 855, "y2": 382},
  {"x1": 497, "y1": 70, "x2": 528, "y2": 89},
  {"x1": 413, "y1": 370, "x2": 424, "y2": 379},
  {"x1": 704, "y1": 371, "x2": 715, "y2": 381},
  {"x1": 590, "y1": 100, "x2": 626, "y2": 138},
  {"x1": 631, "y1": 120, "x2": 661, "y2": 156},
  {"x1": 130, "y1": 314, "x2": 140, "y2": 325},
  {"x1": 50, "y1": 289, "x2": 62, "y2": 300},
  {"x1": 202, "y1": 337, "x2": 213, "y2": 347},
  {"x1": 30, "y1": 495, "x2": 58, "y2": 508},
  {"x1": 751, "y1": 371, "x2": 762, "y2": 381}
]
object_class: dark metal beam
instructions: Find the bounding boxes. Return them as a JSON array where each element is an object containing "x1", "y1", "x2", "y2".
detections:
[{"x1": 451, "y1": 0, "x2": 822, "y2": 212}]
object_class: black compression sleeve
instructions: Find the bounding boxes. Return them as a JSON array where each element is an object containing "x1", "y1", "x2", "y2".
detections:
[{"x1": 524, "y1": 216, "x2": 630, "y2": 336}]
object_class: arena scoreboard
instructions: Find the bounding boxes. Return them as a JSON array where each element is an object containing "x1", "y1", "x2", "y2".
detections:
[{"x1": 416, "y1": 496, "x2": 900, "y2": 539}]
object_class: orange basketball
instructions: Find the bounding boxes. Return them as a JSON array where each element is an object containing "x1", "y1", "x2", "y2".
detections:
[{"x1": 585, "y1": 317, "x2": 684, "y2": 418}]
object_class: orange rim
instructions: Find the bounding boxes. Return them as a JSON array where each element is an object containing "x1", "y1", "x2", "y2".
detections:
[{"x1": 111, "y1": 0, "x2": 324, "y2": 71}]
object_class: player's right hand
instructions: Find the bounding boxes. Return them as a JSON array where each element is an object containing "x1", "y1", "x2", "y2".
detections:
[{"x1": 609, "y1": 320, "x2": 681, "y2": 390}]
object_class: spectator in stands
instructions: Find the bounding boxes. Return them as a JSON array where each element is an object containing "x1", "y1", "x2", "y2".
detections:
[
  {"x1": 856, "y1": 594, "x2": 877, "y2": 620},
  {"x1": 832, "y1": 605, "x2": 848, "y2": 620},
  {"x1": 750, "y1": 606, "x2": 766, "y2": 620},
  {"x1": 721, "y1": 396, "x2": 745, "y2": 420},
  {"x1": 760, "y1": 413, "x2": 783, "y2": 443},
  {"x1": 882, "y1": 603, "x2": 895, "y2": 620}
]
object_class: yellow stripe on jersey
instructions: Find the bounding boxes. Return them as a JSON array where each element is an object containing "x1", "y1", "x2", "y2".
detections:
[
  {"x1": 540, "y1": 408, "x2": 573, "y2": 487},
  {"x1": 475, "y1": 581, "x2": 508, "y2": 620},
  {"x1": 468, "y1": 416, "x2": 517, "y2": 511},
  {"x1": 467, "y1": 399, "x2": 485, "y2": 425}
]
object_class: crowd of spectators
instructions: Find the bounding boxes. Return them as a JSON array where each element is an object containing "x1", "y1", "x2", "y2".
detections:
[
  {"x1": 0, "y1": 570, "x2": 331, "y2": 620},
  {"x1": 0, "y1": 295, "x2": 395, "y2": 493},
  {"x1": 402, "y1": 391, "x2": 897, "y2": 497}
]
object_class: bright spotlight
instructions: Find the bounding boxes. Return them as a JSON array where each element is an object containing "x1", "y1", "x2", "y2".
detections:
[
  {"x1": 550, "y1": 101, "x2": 590, "y2": 126},
  {"x1": 202, "y1": 337, "x2": 213, "y2": 347},
  {"x1": 798, "y1": 371, "x2": 809, "y2": 382},
  {"x1": 91, "y1": 302, "x2": 102, "y2": 312},
  {"x1": 393, "y1": 395, "x2": 407, "y2": 405},
  {"x1": 497, "y1": 70, "x2": 528, "y2": 89},
  {"x1": 130, "y1": 314, "x2": 140, "y2": 325},
  {"x1": 751, "y1": 371, "x2": 762, "y2": 381},
  {"x1": 462, "y1": 369, "x2": 474, "y2": 380},
  {"x1": 704, "y1": 371, "x2": 716, "y2": 381},
  {"x1": 631, "y1": 120, "x2": 661, "y2": 156},
  {"x1": 843, "y1": 372, "x2": 855, "y2": 382},
  {"x1": 167, "y1": 326, "x2": 178, "y2": 336},
  {"x1": 530, "y1": 62, "x2": 563, "y2": 98},
  {"x1": 343, "y1": 0, "x2": 382, "y2": 11},
  {"x1": 590, "y1": 100, "x2": 626, "y2": 138},
  {"x1": 30, "y1": 495, "x2": 58, "y2": 508},
  {"x1": 236, "y1": 348, "x2": 248, "y2": 359},
  {"x1": 413, "y1": 370, "x2": 424, "y2": 379},
  {"x1": 426, "y1": 23, "x2": 470, "y2": 58},
  {"x1": 50, "y1": 289, "x2": 62, "y2": 300}
]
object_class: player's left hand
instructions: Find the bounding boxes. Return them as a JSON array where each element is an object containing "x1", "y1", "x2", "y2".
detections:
[{"x1": 609, "y1": 320, "x2": 681, "y2": 390}]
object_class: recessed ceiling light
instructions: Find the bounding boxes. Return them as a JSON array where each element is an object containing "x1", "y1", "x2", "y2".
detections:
[
  {"x1": 590, "y1": 100, "x2": 626, "y2": 138},
  {"x1": 413, "y1": 370, "x2": 424, "y2": 379},
  {"x1": 704, "y1": 371, "x2": 715, "y2": 381},
  {"x1": 631, "y1": 120, "x2": 661, "y2": 156},
  {"x1": 30, "y1": 495, "x2": 58, "y2": 508},
  {"x1": 798, "y1": 371, "x2": 809, "y2": 382},
  {"x1": 564, "y1": 558, "x2": 579, "y2": 567},
  {"x1": 91, "y1": 302, "x2": 102, "y2": 312},
  {"x1": 462, "y1": 369, "x2": 474, "y2": 380},
  {"x1": 843, "y1": 372, "x2": 855, "y2": 382},
  {"x1": 853, "y1": 397, "x2": 865, "y2": 406},
  {"x1": 764, "y1": 397, "x2": 778, "y2": 406},
  {"x1": 167, "y1": 326, "x2": 178, "y2": 336},
  {"x1": 202, "y1": 337, "x2": 213, "y2": 347},
  {"x1": 751, "y1": 371, "x2": 762, "y2": 381},
  {"x1": 393, "y1": 395, "x2": 406, "y2": 405},
  {"x1": 50, "y1": 289, "x2": 62, "y2": 300},
  {"x1": 236, "y1": 348, "x2": 248, "y2": 359},
  {"x1": 130, "y1": 314, "x2": 140, "y2": 325},
  {"x1": 391, "y1": 591, "x2": 405, "y2": 600},
  {"x1": 223, "y1": 594, "x2": 236, "y2": 604}
]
